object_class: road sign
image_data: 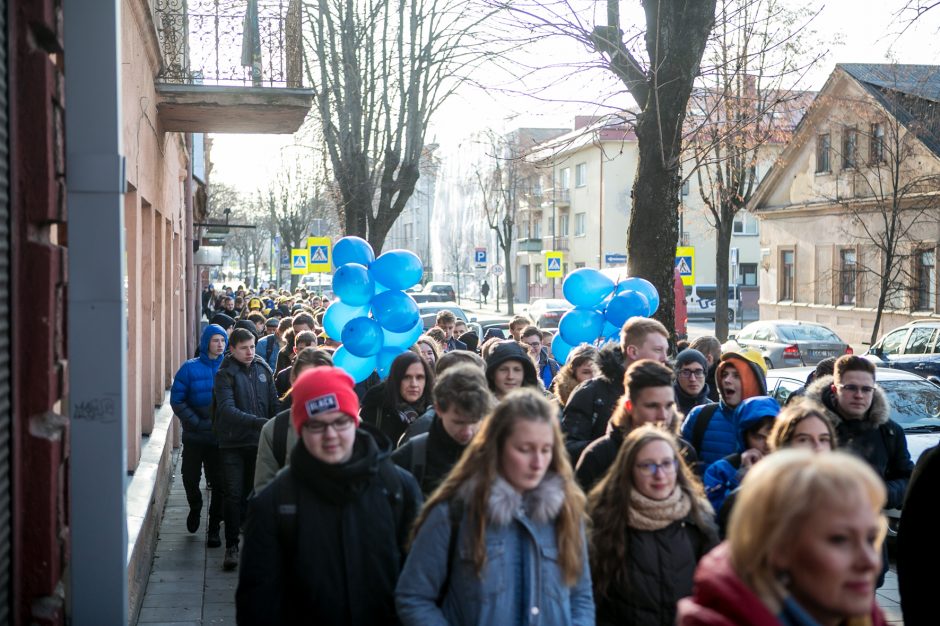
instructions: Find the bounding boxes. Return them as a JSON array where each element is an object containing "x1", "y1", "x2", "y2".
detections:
[
  {"x1": 675, "y1": 246, "x2": 695, "y2": 286},
  {"x1": 605, "y1": 253, "x2": 627, "y2": 265},
  {"x1": 474, "y1": 247, "x2": 487, "y2": 267},
  {"x1": 545, "y1": 251, "x2": 563, "y2": 278},
  {"x1": 307, "y1": 236, "x2": 332, "y2": 273},
  {"x1": 491, "y1": 264, "x2": 504, "y2": 276},
  {"x1": 291, "y1": 249, "x2": 309, "y2": 275}
]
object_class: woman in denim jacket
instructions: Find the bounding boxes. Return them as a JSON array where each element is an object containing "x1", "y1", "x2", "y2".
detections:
[{"x1": 396, "y1": 389, "x2": 595, "y2": 626}]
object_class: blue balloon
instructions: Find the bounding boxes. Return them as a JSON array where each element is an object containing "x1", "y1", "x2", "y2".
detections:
[
  {"x1": 551, "y1": 333, "x2": 574, "y2": 365},
  {"x1": 333, "y1": 346, "x2": 377, "y2": 384},
  {"x1": 340, "y1": 316, "x2": 384, "y2": 357},
  {"x1": 558, "y1": 307, "x2": 605, "y2": 345},
  {"x1": 371, "y1": 289, "x2": 420, "y2": 333},
  {"x1": 382, "y1": 318, "x2": 424, "y2": 349},
  {"x1": 602, "y1": 321, "x2": 620, "y2": 339},
  {"x1": 323, "y1": 301, "x2": 371, "y2": 340},
  {"x1": 605, "y1": 290, "x2": 651, "y2": 327},
  {"x1": 374, "y1": 280, "x2": 390, "y2": 295},
  {"x1": 617, "y1": 277, "x2": 660, "y2": 316},
  {"x1": 595, "y1": 294, "x2": 613, "y2": 313},
  {"x1": 332, "y1": 236, "x2": 375, "y2": 268},
  {"x1": 376, "y1": 346, "x2": 405, "y2": 379},
  {"x1": 563, "y1": 268, "x2": 616, "y2": 308},
  {"x1": 369, "y1": 250, "x2": 424, "y2": 291},
  {"x1": 331, "y1": 263, "x2": 375, "y2": 306}
]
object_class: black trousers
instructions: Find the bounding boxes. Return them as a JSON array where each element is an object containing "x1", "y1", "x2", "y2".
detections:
[
  {"x1": 220, "y1": 446, "x2": 257, "y2": 548},
  {"x1": 181, "y1": 440, "x2": 222, "y2": 530}
]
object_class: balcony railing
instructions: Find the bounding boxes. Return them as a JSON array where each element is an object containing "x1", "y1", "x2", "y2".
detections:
[
  {"x1": 154, "y1": 0, "x2": 303, "y2": 88},
  {"x1": 516, "y1": 238, "x2": 543, "y2": 253},
  {"x1": 542, "y1": 236, "x2": 569, "y2": 251}
]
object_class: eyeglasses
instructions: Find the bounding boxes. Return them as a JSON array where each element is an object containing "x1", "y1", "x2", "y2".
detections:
[
  {"x1": 635, "y1": 459, "x2": 679, "y2": 476},
  {"x1": 302, "y1": 414, "x2": 355, "y2": 435},
  {"x1": 678, "y1": 369, "x2": 706, "y2": 379},
  {"x1": 836, "y1": 384, "x2": 876, "y2": 395},
  {"x1": 525, "y1": 341, "x2": 541, "y2": 349}
]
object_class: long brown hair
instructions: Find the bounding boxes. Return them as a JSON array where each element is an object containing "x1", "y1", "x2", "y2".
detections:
[
  {"x1": 411, "y1": 389, "x2": 586, "y2": 585},
  {"x1": 587, "y1": 426, "x2": 711, "y2": 599},
  {"x1": 769, "y1": 401, "x2": 837, "y2": 451}
]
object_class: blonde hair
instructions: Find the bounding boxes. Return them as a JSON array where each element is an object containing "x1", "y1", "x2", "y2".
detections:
[
  {"x1": 620, "y1": 316, "x2": 669, "y2": 351},
  {"x1": 727, "y1": 450, "x2": 887, "y2": 604},
  {"x1": 411, "y1": 389, "x2": 586, "y2": 585}
]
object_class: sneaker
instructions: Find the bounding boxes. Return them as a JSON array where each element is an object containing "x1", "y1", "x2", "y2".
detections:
[
  {"x1": 186, "y1": 506, "x2": 201, "y2": 534},
  {"x1": 207, "y1": 528, "x2": 222, "y2": 548},
  {"x1": 223, "y1": 546, "x2": 239, "y2": 571}
]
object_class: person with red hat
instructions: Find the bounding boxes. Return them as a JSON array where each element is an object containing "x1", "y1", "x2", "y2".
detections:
[{"x1": 236, "y1": 367, "x2": 423, "y2": 625}]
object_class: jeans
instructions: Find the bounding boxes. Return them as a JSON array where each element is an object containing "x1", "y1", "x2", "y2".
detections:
[
  {"x1": 221, "y1": 446, "x2": 258, "y2": 548},
  {"x1": 181, "y1": 441, "x2": 222, "y2": 530}
]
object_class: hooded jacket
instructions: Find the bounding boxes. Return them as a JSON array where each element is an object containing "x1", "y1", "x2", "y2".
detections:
[
  {"x1": 562, "y1": 344, "x2": 626, "y2": 461},
  {"x1": 677, "y1": 542, "x2": 887, "y2": 626},
  {"x1": 237, "y1": 428, "x2": 423, "y2": 625},
  {"x1": 396, "y1": 473, "x2": 595, "y2": 626},
  {"x1": 702, "y1": 396, "x2": 779, "y2": 512},
  {"x1": 171, "y1": 324, "x2": 228, "y2": 446},
  {"x1": 680, "y1": 353, "x2": 767, "y2": 469},
  {"x1": 485, "y1": 341, "x2": 541, "y2": 396},
  {"x1": 804, "y1": 376, "x2": 913, "y2": 510},
  {"x1": 212, "y1": 353, "x2": 278, "y2": 448},
  {"x1": 392, "y1": 414, "x2": 466, "y2": 496}
]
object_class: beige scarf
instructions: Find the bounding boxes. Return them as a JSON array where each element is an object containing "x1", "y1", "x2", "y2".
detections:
[{"x1": 626, "y1": 487, "x2": 692, "y2": 531}]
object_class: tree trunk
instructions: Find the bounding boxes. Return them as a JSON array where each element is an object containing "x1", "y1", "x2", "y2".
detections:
[
  {"x1": 714, "y1": 216, "x2": 733, "y2": 341},
  {"x1": 871, "y1": 273, "x2": 891, "y2": 345},
  {"x1": 503, "y1": 243, "x2": 514, "y2": 315}
]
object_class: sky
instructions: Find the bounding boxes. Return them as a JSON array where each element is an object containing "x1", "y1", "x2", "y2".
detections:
[{"x1": 209, "y1": 0, "x2": 940, "y2": 194}]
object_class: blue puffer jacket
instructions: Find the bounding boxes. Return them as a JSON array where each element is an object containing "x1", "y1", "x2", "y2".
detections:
[
  {"x1": 681, "y1": 402, "x2": 737, "y2": 469},
  {"x1": 396, "y1": 473, "x2": 595, "y2": 626},
  {"x1": 703, "y1": 396, "x2": 780, "y2": 512},
  {"x1": 170, "y1": 324, "x2": 228, "y2": 445}
]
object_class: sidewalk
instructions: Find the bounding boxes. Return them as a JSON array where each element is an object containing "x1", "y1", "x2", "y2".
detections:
[
  {"x1": 879, "y1": 566, "x2": 904, "y2": 625},
  {"x1": 135, "y1": 455, "x2": 237, "y2": 625}
]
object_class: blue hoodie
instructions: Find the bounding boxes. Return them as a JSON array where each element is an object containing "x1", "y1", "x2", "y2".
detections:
[
  {"x1": 170, "y1": 324, "x2": 228, "y2": 445},
  {"x1": 703, "y1": 396, "x2": 780, "y2": 512}
]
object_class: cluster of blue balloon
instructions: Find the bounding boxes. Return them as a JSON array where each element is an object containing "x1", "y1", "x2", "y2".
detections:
[
  {"x1": 551, "y1": 268, "x2": 660, "y2": 364},
  {"x1": 324, "y1": 237, "x2": 425, "y2": 383}
]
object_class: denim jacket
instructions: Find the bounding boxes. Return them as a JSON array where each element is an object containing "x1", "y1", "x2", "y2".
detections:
[{"x1": 396, "y1": 473, "x2": 595, "y2": 626}]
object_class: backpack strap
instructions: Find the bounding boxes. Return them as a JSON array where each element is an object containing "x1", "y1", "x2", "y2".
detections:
[
  {"x1": 691, "y1": 403, "x2": 720, "y2": 456},
  {"x1": 275, "y1": 473, "x2": 299, "y2": 561},
  {"x1": 265, "y1": 336, "x2": 276, "y2": 364},
  {"x1": 409, "y1": 434, "x2": 429, "y2": 490},
  {"x1": 437, "y1": 499, "x2": 464, "y2": 607},
  {"x1": 273, "y1": 411, "x2": 290, "y2": 469},
  {"x1": 377, "y1": 459, "x2": 407, "y2": 554}
]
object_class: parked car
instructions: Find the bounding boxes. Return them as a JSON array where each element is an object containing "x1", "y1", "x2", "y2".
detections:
[
  {"x1": 422, "y1": 282, "x2": 456, "y2": 301},
  {"x1": 524, "y1": 299, "x2": 573, "y2": 329},
  {"x1": 410, "y1": 292, "x2": 449, "y2": 304},
  {"x1": 733, "y1": 320, "x2": 851, "y2": 369},
  {"x1": 685, "y1": 284, "x2": 740, "y2": 322},
  {"x1": 865, "y1": 320, "x2": 940, "y2": 378},
  {"x1": 468, "y1": 317, "x2": 512, "y2": 340},
  {"x1": 417, "y1": 302, "x2": 473, "y2": 330},
  {"x1": 765, "y1": 366, "x2": 940, "y2": 538}
]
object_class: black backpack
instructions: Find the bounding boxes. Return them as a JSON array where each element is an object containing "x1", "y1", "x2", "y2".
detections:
[
  {"x1": 272, "y1": 411, "x2": 291, "y2": 469},
  {"x1": 690, "y1": 403, "x2": 720, "y2": 456},
  {"x1": 406, "y1": 433, "x2": 429, "y2": 488}
]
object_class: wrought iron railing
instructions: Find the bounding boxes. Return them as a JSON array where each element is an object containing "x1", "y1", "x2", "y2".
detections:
[{"x1": 153, "y1": 0, "x2": 303, "y2": 88}]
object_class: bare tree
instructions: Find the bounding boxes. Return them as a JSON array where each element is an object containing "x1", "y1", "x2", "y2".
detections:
[
  {"x1": 687, "y1": 0, "x2": 822, "y2": 340},
  {"x1": 301, "y1": 0, "x2": 493, "y2": 252}
]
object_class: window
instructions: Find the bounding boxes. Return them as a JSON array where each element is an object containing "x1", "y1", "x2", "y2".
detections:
[
  {"x1": 739, "y1": 263, "x2": 757, "y2": 286},
  {"x1": 870, "y1": 122, "x2": 885, "y2": 163},
  {"x1": 534, "y1": 263, "x2": 543, "y2": 284},
  {"x1": 560, "y1": 168, "x2": 571, "y2": 189},
  {"x1": 681, "y1": 179, "x2": 690, "y2": 196},
  {"x1": 773, "y1": 378, "x2": 805, "y2": 405},
  {"x1": 402, "y1": 223, "x2": 413, "y2": 241},
  {"x1": 575, "y1": 262, "x2": 586, "y2": 269},
  {"x1": 559, "y1": 214, "x2": 570, "y2": 236},
  {"x1": 816, "y1": 134, "x2": 830, "y2": 173},
  {"x1": 840, "y1": 249, "x2": 857, "y2": 305},
  {"x1": 879, "y1": 329, "x2": 908, "y2": 356},
  {"x1": 842, "y1": 127, "x2": 858, "y2": 169},
  {"x1": 905, "y1": 327, "x2": 936, "y2": 355},
  {"x1": 916, "y1": 249, "x2": 936, "y2": 311},
  {"x1": 575, "y1": 212, "x2": 586, "y2": 236},
  {"x1": 533, "y1": 220, "x2": 542, "y2": 239},
  {"x1": 780, "y1": 250, "x2": 795, "y2": 300},
  {"x1": 547, "y1": 216, "x2": 554, "y2": 235},
  {"x1": 732, "y1": 211, "x2": 758, "y2": 235},
  {"x1": 754, "y1": 326, "x2": 777, "y2": 342},
  {"x1": 575, "y1": 163, "x2": 587, "y2": 187}
]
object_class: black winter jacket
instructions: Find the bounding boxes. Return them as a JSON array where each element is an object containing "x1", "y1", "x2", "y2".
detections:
[
  {"x1": 360, "y1": 382, "x2": 429, "y2": 446},
  {"x1": 212, "y1": 354, "x2": 277, "y2": 448},
  {"x1": 392, "y1": 415, "x2": 466, "y2": 496},
  {"x1": 805, "y1": 376, "x2": 913, "y2": 509},
  {"x1": 562, "y1": 344, "x2": 626, "y2": 461},
  {"x1": 236, "y1": 429, "x2": 423, "y2": 625},
  {"x1": 595, "y1": 516, "x2": 717, "y2": 626},
  {"x1": 674, "y1": 381, "x2": 711, "y2": 419}
]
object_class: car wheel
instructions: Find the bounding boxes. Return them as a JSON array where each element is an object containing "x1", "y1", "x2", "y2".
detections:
[
  {"x1": 764, "y1": 358, "x2": 773, "y2": 370},
  {"x1": 727, "y1": 309, "x2": 734, "y2": 323}
]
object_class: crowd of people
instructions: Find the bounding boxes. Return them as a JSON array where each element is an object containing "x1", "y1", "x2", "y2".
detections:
[{"x1": 165, "y1": 282, "x2": 935, "y2": 625}]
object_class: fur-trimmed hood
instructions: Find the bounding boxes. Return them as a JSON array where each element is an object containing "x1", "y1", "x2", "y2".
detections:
[
  {"x1": 457, "y1": 472, "x2": 566, "y2": 526},
  {"x1": 804, "y1": 375, "x2": 891, "y2": 428},
  {"x1": 596, "y1": 343, "x2": 626, "y2": 384}
]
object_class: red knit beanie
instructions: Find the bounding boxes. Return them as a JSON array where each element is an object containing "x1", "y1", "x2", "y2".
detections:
[{"x1": 290, "y1": 367, "x2": 360, "y2": 434}]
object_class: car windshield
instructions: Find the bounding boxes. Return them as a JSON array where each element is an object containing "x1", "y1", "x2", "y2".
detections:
[
  {"x1": 534, "y1": 300, "x2": 570, "y2": 311},
  {"x1": 880, "y1": 379, "x2": 940, "y2": 427},
  {"x1": 778, "y1": 325, "x2": 842, "y2": 342}
]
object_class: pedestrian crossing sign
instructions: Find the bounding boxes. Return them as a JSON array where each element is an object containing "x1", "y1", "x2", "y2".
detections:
[
  {"x1": 545, "y1": 251, "x2": 564, "y2": 278},
  {"x1": 291, "y1": 249, "x2": 309, "y2": 275},
  {"x1": 307, "y1": 237, "x2": 332, "y2": 273},
  {"x1": 675, "y1": 246, "x2": 695, "y2": 286}
]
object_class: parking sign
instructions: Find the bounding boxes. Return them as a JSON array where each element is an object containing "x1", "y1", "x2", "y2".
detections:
[{"x1": 474, "y1": 248, "x2": 487, "y2": 267}]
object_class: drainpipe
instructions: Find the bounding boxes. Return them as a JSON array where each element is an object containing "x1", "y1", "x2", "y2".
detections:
[
  {"x1": 598, "y1": 142, "x2": 604, "y2": 269},
  {"x1": 64, "y1": 0, "x2": 128, "y2": 622},
  {"x1": 185, "y1": 133, "x2": 196, "y2": 357}
]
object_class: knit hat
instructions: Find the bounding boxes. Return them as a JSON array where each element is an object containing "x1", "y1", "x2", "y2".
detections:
[
  {"x1": 674, "y1": 348, "x2": 708, "y2": 372},
  {"x1": 290, "y1": 367, "x2": 360, "y2": 434},
  {"x1": 716, "y1": 352, "x2": 767, "y2": 402},
  {"x1": 209, "y1": 312, "x2": 236, "y2": 330},
  {"x1": 235, "y1": 319, "x2": 259, "y2": 338}
]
